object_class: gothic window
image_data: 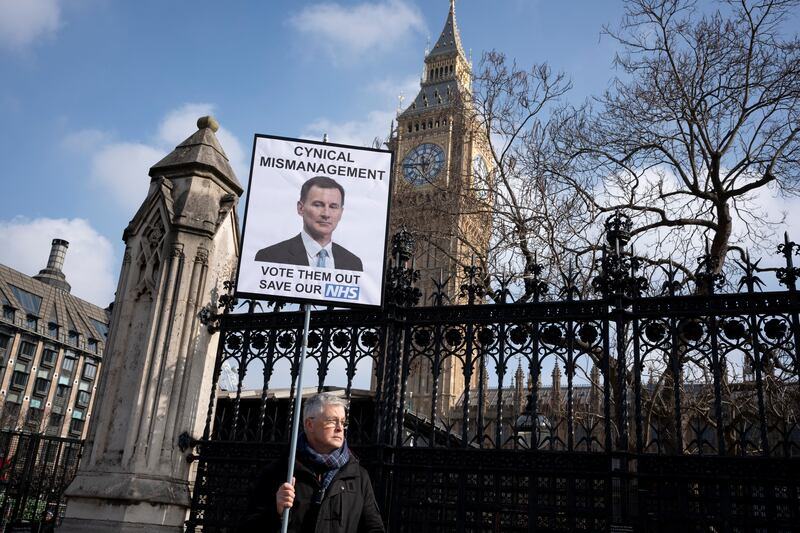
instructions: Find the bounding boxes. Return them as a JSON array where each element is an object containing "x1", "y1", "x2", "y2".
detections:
[
  {"x1": 428, "y1": 120, "x2": 433, "y2": 129},
  {"x1": 415, "y1": 123, "x2": 419, "y2": 132},
  {"x1": 408, "y1": 124, "x2": 412, "y2": 133}
]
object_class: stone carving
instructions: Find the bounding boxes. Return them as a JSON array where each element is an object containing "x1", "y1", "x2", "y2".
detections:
[{"x1": 134, "y1": 215, "x2": 166, "y2": 300}]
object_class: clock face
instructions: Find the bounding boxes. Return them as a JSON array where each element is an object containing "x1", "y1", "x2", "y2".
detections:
[
  {"x1": 402, "y1": 143, "x2": 445, "y2": 186},
  {"x1": 472, "y1": 155, "x2": 489, "y2": 200}
]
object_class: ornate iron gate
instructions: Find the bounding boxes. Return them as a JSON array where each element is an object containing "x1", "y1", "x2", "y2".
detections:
[
  {"x1": 186, "y1": 226, "x2": 800, "y2": 532},
  {"x1": 0, "y1": 430, "x2": 82, "y2": 531}
]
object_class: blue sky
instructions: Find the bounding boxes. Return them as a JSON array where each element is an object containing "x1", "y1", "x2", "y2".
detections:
[{"x1": 0, "y1": 0, "x2": 796, "y2": 307}]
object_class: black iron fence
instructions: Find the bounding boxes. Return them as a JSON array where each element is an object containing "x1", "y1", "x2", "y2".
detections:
[
  {"x1": 187, "y1": 222, "x2": 800, "y2": 532},
  {"x1": 0, "y1": 430, "x2": 82, "y2": 531}
]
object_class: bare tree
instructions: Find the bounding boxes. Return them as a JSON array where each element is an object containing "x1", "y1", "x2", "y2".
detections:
[
  {"x1": 559, "y1": 0, "x2": 800, "y2": 284},
  {"x1": 462, "y1": 51, "x2": 592, "y2": 301}
]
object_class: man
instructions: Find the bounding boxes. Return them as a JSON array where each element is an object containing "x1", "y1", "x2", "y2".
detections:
[
  {"x1": 241, "y1": 393, "x2": 384, "y2": 532},
  {"x1": 255, "y1": 176, "x2": 363, "y2": 271}
]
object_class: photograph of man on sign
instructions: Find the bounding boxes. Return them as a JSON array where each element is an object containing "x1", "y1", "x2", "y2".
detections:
[{"x1": 254, "y1": 176, "x2": 363, "y2": 271}]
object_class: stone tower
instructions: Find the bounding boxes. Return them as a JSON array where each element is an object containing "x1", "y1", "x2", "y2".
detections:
[
  {"x1": 390, "y1": 1, "x2": 493, "y2": 418},
  {"x1": 60, "y1": 116, "x2": 242, "y2": 532}
]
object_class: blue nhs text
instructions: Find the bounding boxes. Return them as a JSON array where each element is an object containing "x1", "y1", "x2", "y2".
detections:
[{"x1": 324, "y1": 283, "x2": 360, "y2": 300}]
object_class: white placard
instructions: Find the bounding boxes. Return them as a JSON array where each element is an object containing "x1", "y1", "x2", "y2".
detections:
[{"x1": 236, "y1": 135, "x2": 393, "y2": 308}]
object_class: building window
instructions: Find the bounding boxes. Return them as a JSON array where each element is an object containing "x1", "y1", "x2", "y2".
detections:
[
  {"x1": 56, "y1": 384, "x2": 70, "y2": 398},
  {"x1": 61, "y1": 355, "x2": 77, "y2": 375},
  {"x1": 87, "y1": 339, "x2": 98, "y2": 354},
  {"x1": 25, "y1": 315, "x2": 38, "y2": 331},
  {"x1": 11, "y1": 370, "x2": 29, "y2": 389},
  {"x1": 82, "y1": 362, "x2": 97, "y2": 381},
  {"x1": 76, "y1": 390, "x2": 91, "y2": 408},
  {"x1": 34, "y1": 377, "x2": 50, "y2": 396},
  {"x1": 0, "y1": 333, "x2": 10, "y2": 362},
  {"x1": 89, "y1": 319, "x2": 109, "y2": 339},
  {"x1": 69, "y1": 409, "x2": 85, "y2": 436},
  {"x1": 68, "y1": 418, "x2": 85, "y2": 436},
  {"x1": 48, "y1": 322, "x2": 59, "y2": 338},
  {"x1": 46, "y1": 413, "x2": 63, "y2": 435},
  {"x1": 17, "y1": 340, "x2": 36, "y2": 360},
  {"x1": 2, "y1": 306, "x2": 13, "y2": 322},
  {"x1": 26, "y1": 405, "x2": 44, "y2": 431},
  {"x1": 5, "y1": 392, "x2": 21, "y2": 404},
  {"x1": 41, "y1": 346, "x2": 58, "y2": 366},
  {"x1": 9, "y1": 285, "x2": 42, "y2": 316},
  {"x1": 67, "y1": 331, "x2": 79, "y2": 347}
]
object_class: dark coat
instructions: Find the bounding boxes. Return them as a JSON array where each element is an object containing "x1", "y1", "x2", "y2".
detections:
[
  {"x1": 254, "y1": 234, "x2": 363, "y2": 272},
  {"x1": 240, "y1": 453, "x2": 384, "y2": 533}
]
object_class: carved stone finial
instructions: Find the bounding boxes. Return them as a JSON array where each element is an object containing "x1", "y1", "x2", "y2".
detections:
[{"x1": 197, "y1": 115, "x2": 219, "y2": 132}]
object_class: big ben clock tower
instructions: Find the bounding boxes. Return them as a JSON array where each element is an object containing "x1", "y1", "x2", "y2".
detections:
[{"x1": 389, "y1": 0, "x2": 494, "y2": 418}]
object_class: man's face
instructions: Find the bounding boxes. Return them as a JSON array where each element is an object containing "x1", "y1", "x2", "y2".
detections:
[
  {"x1": 297, "y1": 186, "x2": 343, "y2": 245},
  {"x1": 304, "y1": 404, "x2": 346, "y2": 454}
]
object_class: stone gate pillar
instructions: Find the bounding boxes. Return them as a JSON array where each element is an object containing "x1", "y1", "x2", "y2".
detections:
[{"x1": 60, "y1": 116, "x2": 242, "y2": 532}]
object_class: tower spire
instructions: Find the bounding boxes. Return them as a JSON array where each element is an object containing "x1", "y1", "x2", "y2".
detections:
[{"x1": 428, "y1": 0, "x2": 465, "y2": 59}]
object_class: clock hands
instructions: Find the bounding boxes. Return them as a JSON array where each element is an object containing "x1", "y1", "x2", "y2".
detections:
[{"x1": 403, "y1": 156, "x2": 432, "y2": 175}]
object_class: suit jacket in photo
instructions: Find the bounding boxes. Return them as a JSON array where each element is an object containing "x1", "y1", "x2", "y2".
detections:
[{"x1": 255, "y1": 234, "x2": 363, "y2": 272}]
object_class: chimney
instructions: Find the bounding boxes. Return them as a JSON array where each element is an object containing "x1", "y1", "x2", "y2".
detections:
[{"x1": 33, "y1": 239, "x2": 71, "y2": 292}]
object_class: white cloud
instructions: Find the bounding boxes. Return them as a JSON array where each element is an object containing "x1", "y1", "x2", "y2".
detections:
[
  {"x1": 91, "y1": 142, "x2": 164, "y2": 212},
  {"x1": 303, "y1": 109, "x2": 396, "y2": 147},
  {"x1": 0, "y1": 0, "x2": 60, "y2": 49},
  {"x1": 65, "y1": 103, "x2": 247, "y2": 214},
  {"x1": 302, "y1": 75, "x2": 419, "y2": 147},
  {"x1": 0, "y1": 217, "x2": 116, "y2": 306},
  {"x1": 288, "y1": 0, "x2": 426, "y2": 62},
  {"x1": 368, "y1": 75, "x2": 421, "y2": 107}
]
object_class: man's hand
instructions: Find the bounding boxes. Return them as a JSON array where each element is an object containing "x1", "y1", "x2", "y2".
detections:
[{"x1": 276, "y1": 477, "x2": 296, "y2": 515}]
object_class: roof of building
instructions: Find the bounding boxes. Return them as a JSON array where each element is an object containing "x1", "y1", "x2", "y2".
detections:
[
  {"x1": 0, "y1": 262, "x2": 109, "y2": 350},
  {"x1": 428, "y1": 0, "x2": 465, "y2": 60},
  {"x1": 398, "y1": 1, "x2": 468, "y2": 119}
]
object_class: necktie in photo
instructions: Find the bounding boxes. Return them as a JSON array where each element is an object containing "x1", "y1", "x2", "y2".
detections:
[{"x1": 316, "y1": 249, "x2": 329, "y2": 268}]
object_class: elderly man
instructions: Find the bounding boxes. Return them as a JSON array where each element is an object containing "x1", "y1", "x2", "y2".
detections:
[{"x1": 241, "y1": 393, "x2": 384, "y2": 532}]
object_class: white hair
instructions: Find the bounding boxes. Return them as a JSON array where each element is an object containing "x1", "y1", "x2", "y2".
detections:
[{"x1": 303, "y1": 392, "x2": 348, "y2": 420}]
